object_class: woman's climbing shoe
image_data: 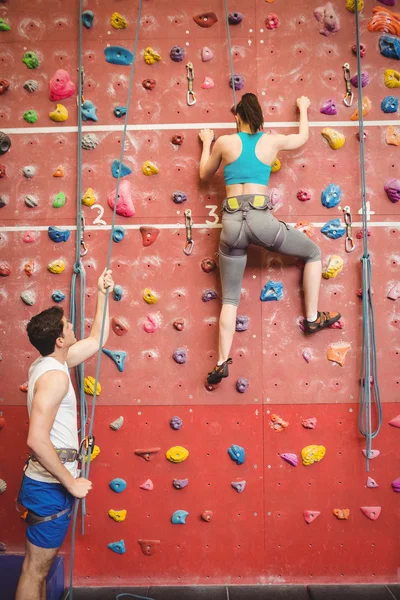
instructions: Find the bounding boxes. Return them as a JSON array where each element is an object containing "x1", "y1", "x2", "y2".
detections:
[
  {"x1": 305, "y1": 311, "x2": 341, "y2": 333},
  {"x1": 206, "y1": 358, "x2": 233, "y2": 385}
]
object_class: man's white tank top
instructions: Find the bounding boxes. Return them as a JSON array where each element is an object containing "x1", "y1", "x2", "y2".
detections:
[{"x1": 24, "y1": 356, "x2": 79, "y2": 484}]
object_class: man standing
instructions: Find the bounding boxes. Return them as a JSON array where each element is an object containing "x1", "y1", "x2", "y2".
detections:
[{"x1": 16, "y1": 268, "x2": 114, "y2": 600}]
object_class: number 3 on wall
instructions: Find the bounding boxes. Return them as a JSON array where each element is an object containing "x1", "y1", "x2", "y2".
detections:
[
  {"x1": 91, "y1": 204, "x2": 107, "y2": 226},
  {"x1": 205, "y1": 205, "x2": 219, "y2": 225}
]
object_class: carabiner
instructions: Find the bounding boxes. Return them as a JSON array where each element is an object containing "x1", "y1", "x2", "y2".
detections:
[
  {"x1": 187, "y1": 90, "x2": 196, "y2": 106},
  {"x1": 343, "y1": 205, "x2": 355, "y2": 253},
  {"x1": 186, "y1": 62, "x2": 196, "y2": 106},
  {"x1": 80, "y1": 214, "x2": 88, "y2": 256},
  {"x1": 342, "y1": 63, "x2": 354, "y2": 107},
  {"x1": 183, "y1": 209, "x2": 194, "y2": 255}
]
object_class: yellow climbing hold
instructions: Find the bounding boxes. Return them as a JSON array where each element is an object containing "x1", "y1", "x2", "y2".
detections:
[
  {"x1": 84, "y1": 376, "x2": 101, "y2": 396},
  {"x1": 345, "y1": 0, "x2": 363, "y2": 13},
  {"x1": 143, "y1": 288, "x2": 159, "y2": 304},
  {"x1": 110, "y1": 12, "x2": 128, "y2": 29},
  {"x1": 85, "y1": 444, "x2": 100, "y2": 462},
  {"x1": 49, "y1": 104, "x2": 68, "y2": 122},
  {"x1": 321, "y1": 128, "x2": 345, "y2": 150},
  {"x1": 384, "y1": 69, "x2": 400, "y2": 89},
  {"x1": 47, "y1": 259, "x2": 65, "y2": 274},
  {"x1": 301, "y1": 445, "x2": 326, "y2": 466},
  {"x1": 142, "y1": 161, "x2": 159, "y2": 176},
  {"x1": 166, "y1": 446, "x2": 189, "y2": 463},
  {"x1": 108, "y1": 509, "x2": 127, "y2": 522},
  {"x1": 82, "y1": 187, "x2": 96, "y2": 207},
  {"x1": 271, "y1": 158, "x2": 281, "y2": 173},
  {"x1": 322, "y1": 254, "x2": 344, "y2": 279},
  {"x1": 144, "y1": 47, "x2": 162, "y2": 65}
]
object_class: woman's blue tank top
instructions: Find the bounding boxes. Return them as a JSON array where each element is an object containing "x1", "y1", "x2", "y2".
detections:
[{"x1": 224, "y1": 132, "x2": 272, "y2": 186}]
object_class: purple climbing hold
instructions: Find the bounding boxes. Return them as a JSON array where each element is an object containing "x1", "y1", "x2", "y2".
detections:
[
  {"x1": 392, "y1": 477, "x2": 400, "y2": 492},
  {"x1": 170, "y1": 416, "x2": 183, "y2": 430},
  {"x1": 230, "y1": 74, "x2": 245, "y2": 91},
  {"x1": 236, "y1": 378, "x2": 249, "y2": 393},
  {"x1": 280, "y1": 453, "x2": 298, "y2": 467},
  {"x1": 236, "y1": 315, "x2": 249, "y2": 332},
  {"x1": 350, "y1": 72, "x2": 370, "y2": 88},
  {"x1": 384, "y1": 178, "x2": 400, "y2": 203},
  {"x1": 202, "y1": 289, "x2": 217, "y2": 302},
  {"x1": 173, "y1": 348, "x2": 187, "y2": 364},
  {"x1": 231, "y1": 480, "x2": 246, "y2": 493},
  {"x1": 320, "y1": 99, "x2": 338, "y2": 115},
  {"x1": 228, "y1": 12, "x2": 243, "y2": 25},
  {"x1": 170, "y1": 46, "x2": 185, "y2": 62},
  {"x1": 173, "y1": 478, "x2": 189, "y2": 489},
  {"x1": 172, "y1": 190, "x2": 187, "y2": 204}
]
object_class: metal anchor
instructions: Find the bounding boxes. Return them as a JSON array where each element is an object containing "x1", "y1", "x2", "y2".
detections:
[
  {"x1": 183, "y1": 209, "x2": 194, "y2": 255},
  {"x1": 342, "y1": 63, "x2": 354, "y2": 107},
  {"x1": 343, "y1": 205, "x2": 355, "y2": 253}
]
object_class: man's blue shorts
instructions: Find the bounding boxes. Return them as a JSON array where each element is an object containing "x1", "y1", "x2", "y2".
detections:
[{"x1": 18, "y1": 474, "x2": 75, "y2": 549}]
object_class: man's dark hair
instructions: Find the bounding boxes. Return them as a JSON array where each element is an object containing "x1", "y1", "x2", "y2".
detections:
[
  {"x1": 27, "y1": 306, "x2": 65, "y2": 356},
  {"x1": 235, "y1": 93, "x2": 264, "y2": 133}
]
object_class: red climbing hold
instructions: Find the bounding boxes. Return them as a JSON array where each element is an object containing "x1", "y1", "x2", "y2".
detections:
[
  {"x1": 0, "y1": 411, "x2": 4, "y2": 430},
  {"x1": 23, "y1": 231, "x2": 35, "y2": 243},
  {"x1": 140, "y1": 226, "x2": 160, "y2": 247},
  {"x1": 0, "y1": 164, "x2": 5, "y2": 178},
  {"x1": 134, "y1": 448, "x2": 161, "y2": 461},
  {"x1": 19, "y1": 382, "x2": 28, "y2": 392},
  {"x1": 140, "y1": 479, "x2": 154, "y2": 491},
  {"x1": 173, "y1": 318, "x2": 185, "y2": 331},
  {"x1": 201, "y1": 257, "x2": 217, "y2": 273},
  {"x1": 389, "y1": 414, "x2": 400, "y2": 428},
  {"x1": 201, "y1": 510, "x2": 213, "y2": 522},
  {"x1": 0, "y1": 262, "x2": 11, "y2": 277},
  {"x1": 108, "y1": 180, "x2": 135, "y2": 218},
  {"x1": 111, "y1": 317, "x2": 129, "y2": 337},
  {"x1": 171, "y1": 134, "x2": 184, "y2": 145},
  {"x1": 138, "y1": 539, "x2": 160, "y2": 556},
  {"x1": 193, "y1": 12, "x2": 218, "y2": 28},
  {"x1": 304, "y1": 510, "x2": 320, "y2": 524},
  {"x1": 360, "y1": 506, "x2": 381, "y2": 521}
]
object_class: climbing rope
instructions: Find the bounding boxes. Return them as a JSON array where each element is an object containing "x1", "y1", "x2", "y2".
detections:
[
  {"x1": 354, "y1": 1, "x2": 382, "y2": 470},
  {"x1": 66, "y1": 1, "x2": 144, "y2": 598},
  {"x1": 223, "y1": 0, "x2": 237, "y2": 111}
]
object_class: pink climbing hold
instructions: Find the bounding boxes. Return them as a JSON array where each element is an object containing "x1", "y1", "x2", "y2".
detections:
[
  {"x1": 280, "y1": 453, "x2": 298, "y2": 466},
  {"x1": 314, "y1": 2, "x2": 340, "y2": 36},
  {"x1": 201, "y1": 77, "x2": 214, "y2": 89},
  {"x1": 144, "y1": 314, "x2": 157, "y2": 333},
  {"x1": 22, "y1": 231, "x2": 35, "y2": 243},
  {"x1": 108, "y1": 180, "x2": 135, "y2": 218},
  {"x1": 201, "y1": 46, "x2": 214, "y2": 62},
  {"x1": 269, "y1": 188, "x2": 281, "y2": 206},
  {"x1": 362, "y1": 449, "x2": 380, "y2": 459},
  {"x1": 297, "y1": 189, "x2": 311, "y2": 202},
  {"x1": 49, "y1": 69, "x2": 76, "y2": 102},
  {"x1": 140, "y1": 479, "x2": 154, "y2": 491},
  {"x1": 389, "y1": 414, "x2": 400, "y2": 428},
  {"x1": 366, "y1": 477, "x2": 379, "y2": 488},
  {"x1": 360, "y1": 506, "x2": 381, "y2": 521},
  {"x1": 302, "y1": 417, "x2": 317, "y2": 429},
  {"x1": 302, "y1": 349, "x2": 312, "y2": 363},
  {"x1": 265, "y1": 13, "x2": 280, "y2": 30},
  {"x1": 304, "y1": 510, "x2": 320, "y2": 524}
]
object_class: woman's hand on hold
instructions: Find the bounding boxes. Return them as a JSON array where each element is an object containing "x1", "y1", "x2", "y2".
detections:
[
  {"x1": 297, "y1": 96, "x2": 311, "y2": 111},
  {"x1": 98, "y1": 268, "x2": 114, "y2": 294},
  {"x1": 199, "y1": 129, "x2": 215, "y2": 145}
]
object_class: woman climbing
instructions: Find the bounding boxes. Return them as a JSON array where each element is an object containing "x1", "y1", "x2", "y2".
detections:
[{"x1": 199, "y1": 93, "x2": 341, "y2": 386}]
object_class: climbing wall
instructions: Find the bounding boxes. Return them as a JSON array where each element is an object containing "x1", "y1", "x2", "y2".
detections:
[{"x1": 1, "y1": 0, "x2": 400, "y2": 587}]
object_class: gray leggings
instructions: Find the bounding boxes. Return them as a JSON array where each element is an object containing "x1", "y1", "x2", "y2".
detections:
[{"x1": 219, "y1": 194, "x2": 321, "y2": 307}]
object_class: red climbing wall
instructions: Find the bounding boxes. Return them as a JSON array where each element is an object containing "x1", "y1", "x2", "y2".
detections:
[{"x1": 1, "y1": 0, "x2": 400, "y2": 587}]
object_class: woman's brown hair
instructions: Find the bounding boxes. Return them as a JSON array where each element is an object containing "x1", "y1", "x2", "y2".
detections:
[{"x1": 235, "y1": 93, "x2": 264, "y2": 133}]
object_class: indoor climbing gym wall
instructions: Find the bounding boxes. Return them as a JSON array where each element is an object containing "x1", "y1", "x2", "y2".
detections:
[{"x1": 1, "y1": 0, "x2": 400, "y2": 590}]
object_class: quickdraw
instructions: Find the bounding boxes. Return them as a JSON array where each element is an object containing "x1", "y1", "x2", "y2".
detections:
[
  {"x1": 343, "y1": 205, "x2": 355, "y2": 252},
  {"x1": 183, "y1": 209, "x2": 194, "y2": 255},
  {"x1": 80, "y1": 214, "x2": 88, "y2": 256},
  {"x1": 342, "y1": 63, "x2": 354, "y2": 107},
  {"x1": 186, "y1": 62, "x2": 196, "y2": 106}
]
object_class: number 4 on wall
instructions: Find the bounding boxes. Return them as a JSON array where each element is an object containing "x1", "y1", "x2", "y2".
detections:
[{"x1": 358, "y1": 201, "x2": 375, "y2": 221}]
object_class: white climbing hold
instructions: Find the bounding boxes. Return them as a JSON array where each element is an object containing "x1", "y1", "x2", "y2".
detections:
[{"x1": 110, "y1": 416, "x2": 124, "y2": 431}]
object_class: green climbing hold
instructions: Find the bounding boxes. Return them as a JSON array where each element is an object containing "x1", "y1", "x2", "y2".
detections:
[
  {"x1": 22, "y1": 52, "x2": 39, "y2": 69},
  {"x1": 0, "y1": 20, "x2": 10, "y2": 32},
  {"x1": 23, "y1": 110, "x2": 38, "y2": 124},
  {"x1": 53, "y1": 192, "x2": 66, "y2": 208}
]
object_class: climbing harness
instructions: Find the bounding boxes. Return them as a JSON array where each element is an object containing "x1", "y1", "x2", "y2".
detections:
[
  {"x1": 186, "y1": 62, "x2": 196, "y2": 106},
  {"x1": 354, "y1": 1, "x2": 382, "y2": 471},
  {"x1": 183, "y1": 209, "x2": 194, "y2": 255},
  {"x1": 342, "y1": 63, "x2": 354, "y2": 107},
  {"x1": 342, "y1": 206, "x2": 355, "y2": 253}
]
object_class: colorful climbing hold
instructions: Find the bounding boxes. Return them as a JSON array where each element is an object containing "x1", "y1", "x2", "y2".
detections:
[
  {"x1": 294, "y1": 221, "x2": 314, "y2": 238},
  {"x1": 314, "y1": 2, "x2": 340, "y2": 36},
  {"x1": 327, "y1": 342, "x2": 351, "y2": 366},
  {"x1": 108, "y1": 180, "x2": 135, "y2": 217},
  {"x1": 110, "y1": 12, "x2": 128, "y2": 29},
  {"x1": 48, "y1": 226, "x2": 70, "y2": 243},
  {"x1": 352, "y1": 42, "x2": 367, "y2": 57},
  {"x1": 112, "y1": 225, "x2": 125, "y2": 243},
  {"x1": 360, "y1": 506, "x2": 381, "y2": 521},
  {"x1": 22, "y1": 232, "x2": 35, "y2": 244},
  {"x1": 142, "y1": 161, "x2": 159, "y2": 176},
  {"x1": 172, "y1": 134, "x2": 184, "y2": 145},
  {"x1": 134, "y1": 448, "x2": 160, "y2": 461},
  {"x1": 53, "y1": 166, "x2": 64, "y2": 177},
  {"x1": 170, "y1": 416, "x2": 183, "y2": 430},
  {"x1": 82, "y1": 188, "x2": 96, "y2": 207},
  {"x1": 0, "y1": 132, "x2": 11, "y2": 155},
  {"x1": 346, "y1": 0, "x2": 364, "y2": 13},
  {"x1": 389, "y1": 415, "x2": 400, "y2": 427},
  {"x1": 193, "y1": 12, "x2": 218, "y2": 28},
  {"x1": 387, "y1": 283, "x2": 400, "y2": 300},
  {"x1": 0, "y1": 79, "x2": 9, "y2": 95},
  {"x1": 384, "y1": 179, "x2": 400, "y2": 203},
  {"x1": 143, "y1": 288, "x2": 159, "y2": 304},
  {"x1": 320, "y1": 99, "x2": 338, "y2": 115},
  {"x1": 49, "y1": 104, "x2": 68, "y2": 122},
  {"x1": 369, "y1": 6, "x2": 400, "y2": 35},
  {"x1": 301, "y1": 445, "x2": 326, "y2": 466},
  {"x1": 236, "y1": 316, "x2": 249, "y2": 331},
  {"x1": 201, "y1": 511, "x2": 213, "y2": 522},
  {"x1": 321, "y1": 128, "x2": 345, "y2": 150},
  {"x1": 113, "y1": 285, "x2": 123, "y2": 301},
  {"x1": 322, "y1": 255, "x2": 344, "y2": 279},
  {"x1": 229, "y1": 12, "x2": 243, "y2": 24},
  {"x1": 110, "y1": 416, "x2": 124, "y2": 431},
  {"x1": 0, "y1": 19, "x2": 10, "y2": 31},
  {"x1": 173, "y1": 479, "x2": 188, "y2": 489},
  {"x1": 202, "y1": 289, "x2": 217, "y2": 302},
  {"x1": 24, "y1": 261, "x2": 34, "y2": 277},
  {"x1": 81, "y1": 100, "x2": 98, "y2": 121},
  {"x1": 236, "y1": 378, "x2": 249, "y2": 393},
  {"x1": 23, "y1": 80, "x2": 38, "y2": 93},
  {"x1": 201, "y1": 77, "x2": 215, "y2": 89},
  {"x1": 280, "y1": 453, "x2": 298, "y2": 467},
  {"x1": 172, "y1": 190, "x2": 187, "y2": 204},
  {"x1": 0, "y1": 479, "x2": 7, "y2": 493},
  {"x1": 166, "y1": 446, "x2": 189, "y2": 463},
  {"x1": 83, "y1": 376, "x2": 101, "y2": 396},
  {"x1": 53, "y1": 192, "x2": 66, "y2": 208},
  {"x1": 111, "y1": 317, "x2": 128, "y2": 336},
  {"x1": 108, "y1": 540, "x2": 126, "y2": 554},
  {"x1": 379, "y1": 35, "x2": 400, "y2": 60},
  {"x1": 362, "y1": 449, "x2": 380, "y2": 460},
  {"x1": 81, "y1": 133, "x2": 99, "y2": 150},
  {"x1": 270, "y1": 414, "x2": 289, "y2": 432},
  {"x1": 173, "y1": 319, "x2": 185, "y2": 331},
  {"x1": 171, "y1": 510, "x2": 189, "y2": 524},
  {"x1": 381, "y1": 96, "x2": 398, "y2": 113},
  {"x1": 231, "y1": 480, "x2": 246, "y2": 493},
  {"x1": 321, "y1": 219, "x2": 346, "y2": 239},
  {"x1": 321, "y1": 184, "x2": 342, "y2": 208},
  {"x1": 350, "y1": 72, "x2": 369, "y2": 88},
  {"x1": 304, "y1": 510, "x2": 320, "y2": 524},
  {"x1": 265, "y1": 13, "x2": 280, "y2": 29},
  {"x1": 230, "y1": 74, "x2": 245, "y2": 91},
  {"x1": 391, "y1": 477, "x2": 400, "y2": 492},
  {"x1": 23, "y1": 110, "x2": 38, "y2": 124},
  {"x1": 108, "y1": 509, "x2": 127, "y2": 522},
  {"x1": 297, "y1": 189, "x2": 311, "y2": 202},
  {"x1": 260, "y1": 280, "x2": 284, "y2": 301},
  {"x1": 201, "y1": 47, "x2": 214, "y2": 62},
  {"x1": 138, "y1": 540, "x2": 160, "y2": 556},
  {"x1": 227, "y1": 444, "x2": 245, "y2": 465},
  {"x1": 201, "y1": 257, "x2": 217, "y2": 273},
  {"x1": 142, "y1": 78, "x2": 156, "y2": 90},
  {"x1": 302, "y1": 418, "x2": 317, "y2": 429},
  {"x1": 384, "y1": 69, "x2": 400, "y2": 89},
  {"x1": 173, "y1": 348, "x2": 187, "y2": 364},
  {"x1": 102, "y1": 349, "x2": 127, "y2": 373},
  {"x1": 111, "y1": 160, "x2": 132, "y2": 178},
  {"x1": 114, "y1": 106, "x2": 127, "y2": 118},
  {"x1": 140, "y1": 226, "x2": 160, "y2": 247},
  {"x1": 144, "y1": 47, "x2": 162, "y2": 64},
  {"x1": 0, "y1": 164, "x2": 5, "y2": 179},
  {"x1": 21, "y1": 290, "x2": 36, "y2": 306},
  {"x1": 386, "y1": 126, "x2": 400, "y2": 146},
  {"x1": 49, "y1": 70, "x2": 76, "y2": 101},
  {"x1": 47, "y1": 260, "x2": 65, "y2": 274},
  {"x1": 52, "y1": 290, "x2": 65, "y2": 303},
  {"x1": 271, "y1": 158, "x2": 281, "y2": 173},
  {"x1": 140, "y1": 479, "x2": 154, "y2": 491},
  {"x1": 333, "y1": 509, "x2": 350, "y2": 520},
  {"x1": 104, "y1": 46, "x2": 133, "y2": 66},
  {"x1": 22, "y1": 51, "x2": 39, "y2": 69},
  {"x1": 170, "y1": 46, "x2": 185, "y2": 62},
  {"x1": 350, "y1": 97, "x2": 371, "y2": 120},
  {"x1": 144, "y1": 314, "x2": 158, "y2": 333},
  {"x1": 25, "y1": 195, "x2": 38, "y2": 208},
  {"x1": 82, "y1": 10, "x2": 94, "y2": 29},
  {"x1": 109, "y1": 478, "x2": 126, "y2": 493},
  {"x1": 366, "y1": 476, "x2": 379, "y2": 488}
]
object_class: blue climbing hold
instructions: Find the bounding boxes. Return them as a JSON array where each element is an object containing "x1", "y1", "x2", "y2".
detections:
[
  {"x1": 260, "y1": 281, "x2": 284, "y2": 302},
  {"x1": 108, "y1": 540, "x2": 126, "y2": 554},
  {"x1": 114, "y1": 106, "x2": 127, "y2": 118},
  {"x1": 102, "y1": 348, "x2": 127, "y2": 372},
  {"x1": 379, "y1": 35, "x2": 400, "y2": 60},
  {"x1": 48, "y1": 226, "x2": 70, "y2": 243},
  {"x1": 228, "y1": 444, "x2": 245, "y2": 465},
  {"x1": 81, "y1": 100, "x2": 98, "y2": 122},
  {"x1": 171, "y1": 510, "x2": 189, "y2": 524},
  {"x1": 104, "y1": 46, "x2": 133, "y2": 66},
  {"x1": 113, "y1": 285, "x2": 123, "y2": 301},
  {"x1": 109, "y1": 478, "x2": 127, "y2": 493},
  {"x1": 111, "y1": 160, "x2": 132, "y2": 178},
  {"x1": 112, "y1": 225, "x2": 125, "y2": 243},
  {"x1": 381, "y1": 96, "x2": 398, "y2": 114},
  {"x1": 52, "y1": 290, "x2": 65, "y2": 303},
  {"x1": 82, "y1": 10, "x2": 94, "y2": 29},
  {"x1": 321, "y1": 183, "x2": 342, "y2": 209},
  {"x1": 321, "y1": 219, "x2": 346, "y2": 240}
]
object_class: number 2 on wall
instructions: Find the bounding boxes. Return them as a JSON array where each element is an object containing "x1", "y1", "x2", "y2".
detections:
[{"x1": 91, "y1": 204, "x2": 107, "y2": 226}]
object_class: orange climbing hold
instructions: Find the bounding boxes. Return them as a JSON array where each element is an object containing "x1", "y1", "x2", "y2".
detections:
[
  {"x1": 367, "y1": 6, "x2": 400, "y2": 36},
  {"x1": 333, "y1": 508, "x2": 350, "y2": 520},
  {"x1": 53, "y1": 166, "x2": 64, "y2": 177},
  {"x1": 140, "y1": 226, "x2": 160, "y2": 247},
  {"x1": 350, "y1": 97, "x2": 371, "y2": 121},
  {"x1": 294, "y1": 221, "x2": 314, "y2": 238},
  {"x1": 19, "y1": 382, "x2": 28, "y2": 392},
  {"x1": 24, "y1": 260, "x2": 34, "y2": 277},
  {"x1": 327, "y1": 342, "x2": 351, "y2": 367},
  {"x1": 270, "y1": 414, "x2": 289, "y2": 432},
  {"x1": 111, "y1": 316, "x2": 129, "y2": 337},
  {"x1": 386, "y1": 126, "x2": 400, "y2": 146}
]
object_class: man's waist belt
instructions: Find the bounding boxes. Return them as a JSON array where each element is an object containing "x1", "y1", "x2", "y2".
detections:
[{"x1": 30, "y1": 447, "x2": 79, "y2": 464}]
